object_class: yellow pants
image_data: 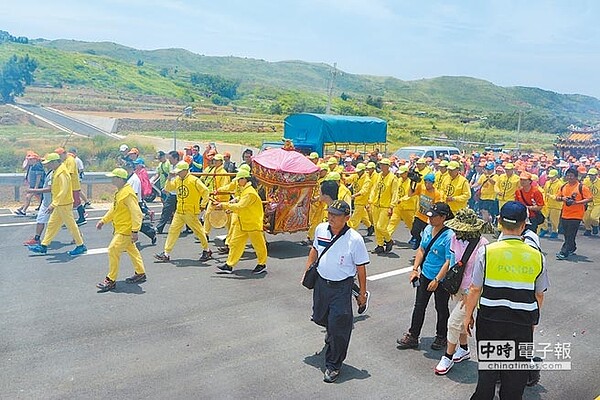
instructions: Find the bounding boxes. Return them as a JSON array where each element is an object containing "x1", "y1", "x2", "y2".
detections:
[
  {"x1": 41, "y1": 204, "x2": 84, "y2": 247},
  {"x1": 226, "y1": 220, "x2": 268, "y2": 268},
  {"x1": 387, "y1": 208, "x2": 415, "y2": 236},
  {"x1": 203, "y1": 203, "x2": 231, "y2": 235},
  {"x1": 583, "y1": 204, "x2": 600, "y2": 230},
  {"x1": 540, "y1": 207, "x2": 561, "y2": 233},
  {"x1": 307, "y1": 202, "x2": 325, "y2": 240},
  {"x1": 107, "y1": 233, "x2": 145, "y2": 281},
  {"x1": 372, "y1": 206, "x2": 392, "y2": 246},
  {"x1": 348, "y1": 204, "x2": 371, "y2": 230},
  {"x1": 165, "y1": 212, "x2": 208, "y2": 253}
]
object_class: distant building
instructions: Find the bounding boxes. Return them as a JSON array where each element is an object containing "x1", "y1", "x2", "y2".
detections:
[{"x1": 555, "y1": 124, "x2": 600, "y2": 158}]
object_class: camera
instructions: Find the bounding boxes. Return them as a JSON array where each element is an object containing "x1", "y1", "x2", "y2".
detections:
[
  {"x1": 565, "y1": 193, "x2": 577, "y2": 206},
  {"x1": 407, "y1": 168, "x2": 422, "y2": 183}
]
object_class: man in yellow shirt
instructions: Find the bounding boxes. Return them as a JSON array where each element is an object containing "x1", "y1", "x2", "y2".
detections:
[
  {"x1": 348, "y1": 163, "x2": 373, "y2": 234},
  {"x1": 434, "y1": 160, "x2": 449, "y2": 192},
  {"x1": 325, "y1": 171, "x2": 352, "y2": 205},
  {"x1": 415, "y1": 158, "x2": 432, "y2": 179},
  {"x1": 388, "y1": 165, "x2": 418, "y2": 241},
  {"x1": 368, "y1": 158, "x2": 399, "y2": 254},
  {"x1": 214, "y1": 169, "x2": 268, "y2": 274},
  {"x1": 203, "y1": 153, "x2": 232, "y2": 236},
  {"x1": 28, "y1": 153, "x2": 87, "y2": 256},
  {"x1": 95, "y1": 168, "x2": 146, "y2": 292},
  {"x1": 154, "y1": 161, "x2": 212, "y2": 263},
  {"x1": 304, "y1": 163, "x2": 329, "y2": 246},
  {"x1": 495, "y1": 163, "x2": 520, "y2": 210},
  {"x1": 409, "y1": 173, "x2": 444, "y2": 249},
  {"x1": 539, "y1": 169, "x2": 563, "y2": 238},
  {"x1": 583, "y1": 168, "x2": 600, "y2": 236},
  {"x1": 476, "y1": 162, "x2": 498, "y2": 224},
  {"x1": 443, "y1": 161, "x2": 471, "y2": 213},
  {"x1": 56, "y1": 147, "x2": 87, "y2": 226}
]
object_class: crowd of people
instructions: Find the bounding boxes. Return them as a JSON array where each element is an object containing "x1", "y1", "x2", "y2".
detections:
[{"x1": 16, "y1": 142, "x2": 597, "y2": 397}]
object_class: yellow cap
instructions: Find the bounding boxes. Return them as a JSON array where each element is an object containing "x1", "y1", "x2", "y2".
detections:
[
  {"x1": 308, "y1": 152, "x2": 319, "y2": 159},
  {"x1": 547, "y1": 169, "x2": 559, "y2": 178},
  {"x1": 588, "y1": 168, "x2": 598, "y2": 175},
  {"x1": 42, "y1": 153, "x2": 60, "y2": 164},
  {"x1": 355, "y1": 163, "x2": 366, "y2": 172},
  {"x1": 397, "y1": 165, "x2": 409, "y2": 173},
  {"x1": 447, "y1": 161, "x2": 460, "y2": 170},
  {"x1": 327, "y1": 157, "x2": 338, "y2": 165},
  {"x1": 416, "y1": 158, "x2": 427, "y2": 164},
  {"x1": 379, "y1": 158, "x2": 391, "y2": 166},
  {"x1": 366, "y1": 162, "x2": 376, "y2": 169},
  {"x1": 105, "y1": 167, "x2": 128, "y2": 179},
  {"x1": 505, "y1": 163, "x2": 515, "y2": 170},
  {"x1": 213, "y1": 154, "x2": 224, "y2": 161},
  {"x1": 319, "y1": 163, "x2": 328, "y2": 171},
  {"x1": 235, "y1": 169, "x2": 251, "y2": 179},
  {"x1": 439, "y1": 160, "x2": 449, "y2": 167},
  {"x1": 326, "y1": 171, "x2": 341, "y2": 181},
  {"x1": 173, "y1": 161, "x2": 190, "y2": 173}
]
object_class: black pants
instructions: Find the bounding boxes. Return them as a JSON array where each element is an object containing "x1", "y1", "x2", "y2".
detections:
[
  {"x1": 156, "y1": 194, "x2": 176, "y2": 233},
  {"x1": 560, "y1": 218, "x2": 580, "y2": 255},
  {"x1": 312, "y1": 276, "x2": 353, "y2": 371},
  {"x1": 408, "y1": 274, "x2": 450, "y2": 339},
  {"x1": 471, "y1": 318, "x2": 533, "y2": 400},
  {"x1": 410, "y1": 217, "x2": 428, "y2": 248}
]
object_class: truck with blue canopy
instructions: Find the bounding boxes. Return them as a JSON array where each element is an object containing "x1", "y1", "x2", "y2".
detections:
[{"x1": 283, "y1": 113, "x2": 388, "y2": 157}]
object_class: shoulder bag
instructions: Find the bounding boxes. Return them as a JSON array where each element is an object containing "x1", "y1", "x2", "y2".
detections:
[
  {"x1": 441, "y1": 237, "x2": 480, "y2": 295},
  {"x1": 302, "y1": 225, "x2": 350, "y2": 289}
]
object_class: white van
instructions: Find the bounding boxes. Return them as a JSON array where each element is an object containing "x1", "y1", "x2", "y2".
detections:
[{"x1": 393, "y1": 146, "x2": 460, "y2": 160}]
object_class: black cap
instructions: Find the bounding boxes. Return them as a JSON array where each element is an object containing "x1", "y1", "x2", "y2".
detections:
[
  {"x1": 426, "y1": 202, "x2": 454, "y2": 219},
  {"x1": 500, "y1": 201, "x2": 527, "y2": 224},
  {"x1": 157, "y1": 150, "x2": 166, "y2": 157},
  {"x1": 327, "y1": 200, "x2": 351, "y2": 216}
]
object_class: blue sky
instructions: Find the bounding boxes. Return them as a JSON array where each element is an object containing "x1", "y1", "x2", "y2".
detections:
[{"x1": 2, "y1": 0, "x2": 599, "y2": 98}]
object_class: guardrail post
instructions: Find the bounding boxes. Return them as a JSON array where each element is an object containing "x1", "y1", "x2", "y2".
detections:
[
  {"x1": 15, "y1": 185, "x2": 20, "y2": 202},
  {"x1": 87, "y1": 183, "x2": 93, "y2": 200}
]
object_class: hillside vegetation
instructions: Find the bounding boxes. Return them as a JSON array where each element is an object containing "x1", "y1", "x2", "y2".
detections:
[{"x1": 0, "y1": 32, "x2": 594, "y2": 167}]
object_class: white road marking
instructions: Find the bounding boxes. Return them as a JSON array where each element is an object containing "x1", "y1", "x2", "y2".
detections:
[
  {"x1": 85, "y1": 247, "x2": 109, "y2": 255},
  {"x1": 0, "y1": 216, "x2": 103, "y2": 227},
  {"x1": 367, "y1": 266, "x2": 413, "y2": 281}
]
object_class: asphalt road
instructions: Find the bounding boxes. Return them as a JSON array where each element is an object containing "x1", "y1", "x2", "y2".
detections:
[
  {"x1": 1, "y1": 206, "x2": 599, "y2": 399},
  {"x1": 17, "y1": 103, "x2": 112, "y2": 138}
]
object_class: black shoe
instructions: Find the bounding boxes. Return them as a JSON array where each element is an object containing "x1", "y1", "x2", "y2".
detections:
[
  {"x1": 125, "y1": 273, "x2": 147, "y2": 283},
  {"x1": 384, "y1": 240, "x2": 393, "y2": 253},
  {"x1": 372, "y1": 245, "x2": 384, "y2": 254},
  {"x1": 216, "y1": 264, "x2": 233, "y2": 274},
  {"x1": 431, "y1": 336, "x2": 447, "y2": 350},
  {"x1": 217, "y1": 246, "x2": 229, "y2": 254},
  {"x1": 366, "y1": 226, "x2": 374, "y2": 236},
  {"x1": 96, "y1": 277, "x2": 116, "y2": 292},
  {"x1": 323, "y1": 369, "x2": 339, "y2": 383},
  {"x1": 252, "y1": 264, "x2": 267, "y2": 274},
  {"x1": 397, "y1": 332, "x2": 419, "y2": 349},
  {"x1": 151, "y1": 235, "x2": 157, "y2": 245},
  {"x1": 199, "y1": 249, "x2": 213, "y2": 262},
  {"x1": 76, "y1": 219, "x2": 87, "y2": 226},
  {"x1": 154, "y1": 252, "x2": 170, "y2": 262}
]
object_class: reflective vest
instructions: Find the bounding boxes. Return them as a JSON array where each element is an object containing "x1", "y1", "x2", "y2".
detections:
[{"x1": 479, "y1": 239, "x2": 543, "y2": 326}]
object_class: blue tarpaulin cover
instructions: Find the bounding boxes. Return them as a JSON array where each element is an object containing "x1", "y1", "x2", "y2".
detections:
[{"x1": 283, "y1": 113, "x2": 387, "y2": 156}]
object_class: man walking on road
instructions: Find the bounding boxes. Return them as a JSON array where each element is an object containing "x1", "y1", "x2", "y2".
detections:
[
  {"x1": 303, "y1": 200, "x2": 369, "y2": 383},
  {"x1": 154, "y1": 161, "x2": 212, "y2": 263},
  {"x1": 28, "y1": 153, "x2": 87, "y2": 256},
  {"x1": 96, "y1": 168, "x2": 147, "y2": 292},
  {"x1": 464, "y1": 201, "x2": 549, "y2": 400},
  {"x1": 555, "y1": 167, "x2": 592, "y2": 260}
]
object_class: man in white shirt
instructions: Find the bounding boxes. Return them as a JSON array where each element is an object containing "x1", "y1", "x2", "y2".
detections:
[{"x1": 302, "y1": 200, "x2": 369, "y2": 383}]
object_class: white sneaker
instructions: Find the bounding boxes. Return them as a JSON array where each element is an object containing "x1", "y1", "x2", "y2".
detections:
[
  {"x1": 435, "y1": 356, "x2": 454, "y2": 375},
  {"x1": 452, "y1": 346, "x2": 471, "y2": 363}
]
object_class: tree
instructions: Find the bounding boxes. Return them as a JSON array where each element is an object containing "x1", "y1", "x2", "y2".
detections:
[
  {"x1": 0, "y1": 54, "x2": 38, "y2": 103},
  {"x1": 366, "y1": 95, "x2": 384, "y2": 109},
  {"x1": 190, "y1": 73, "x2": 240, "y2": 99},
  {"x1": 136, "y1": 59, "x2": 144, "y2": 66},
  {"x1": 340, "y1": 92, "x2": 350, "y2": 101}
]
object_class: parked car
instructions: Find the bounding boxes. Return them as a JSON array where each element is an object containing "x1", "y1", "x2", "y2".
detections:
[{"x1": 393, "y1": 146, "x2": 460, "y2": 160}]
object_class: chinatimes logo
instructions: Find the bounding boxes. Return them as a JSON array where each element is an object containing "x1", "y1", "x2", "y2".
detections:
[{"x1": 477, "y1": 340, "x2": 572, "y2": 371}]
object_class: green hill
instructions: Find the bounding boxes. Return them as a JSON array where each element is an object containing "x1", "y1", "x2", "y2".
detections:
[{"x1": 32, "y1": 39, "x2": 600, "y2": 117}]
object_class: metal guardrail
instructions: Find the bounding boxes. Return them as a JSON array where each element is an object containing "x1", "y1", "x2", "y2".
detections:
[{"x1": 0, "y1": 172, "x2": 156, "y2": 201}]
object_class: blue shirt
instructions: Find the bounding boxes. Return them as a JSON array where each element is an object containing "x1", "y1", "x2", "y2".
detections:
[
  {"x1": 190, "y1": 154, "x2": 203, "y2": 172},
  {"x1": 419, "y1": 225, "x2": 453, "y2": 280}
]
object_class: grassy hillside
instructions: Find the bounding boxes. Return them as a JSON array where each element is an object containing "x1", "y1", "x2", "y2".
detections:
[
  {"x1": 33, "y1": 39, "x2": 600, "y2": 122},
  {"x1": 0, "y1": 42, "x2": 190, "y2": 99}
]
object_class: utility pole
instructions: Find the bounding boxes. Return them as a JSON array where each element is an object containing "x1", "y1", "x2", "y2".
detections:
[
  {"x1": 325, "y1": 62, "x2": 338, "y2": 114},
  {"x1": 516, "y1": 109, "x2": 522, "y2": 153}
]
